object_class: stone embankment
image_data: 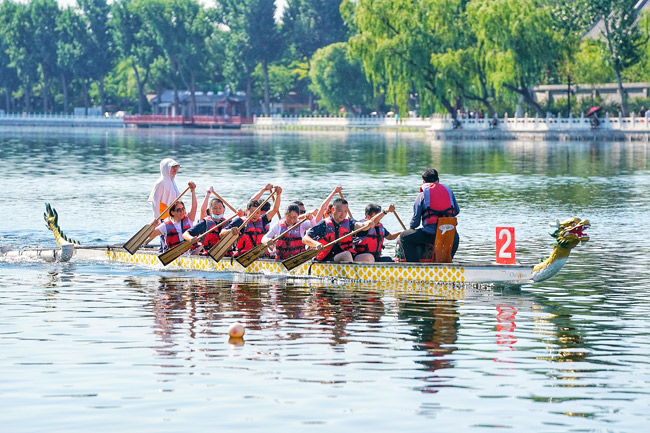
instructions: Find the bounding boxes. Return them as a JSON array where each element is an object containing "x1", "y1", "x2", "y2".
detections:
[{"x1": 3, "y1": 112, "x2": 650, "y2": 141}]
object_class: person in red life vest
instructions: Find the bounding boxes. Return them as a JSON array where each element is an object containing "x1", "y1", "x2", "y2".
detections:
[
  {"x1": 353, "y1": 203, "x2": 402, "y2": 262},
  {"x1": 302, "y1": 198, "x2": 373, "y2": 263},
  {"x1": 262, "y1": 203, "x2": 317, "y2": 260},
  {"x1": 182, "y1": 195, "x2": 244, "y2": 255},
  {"x1": 225, "y1": 186, "x2": 283, "y2": 257},
  {"x1": 399, "y1": 168, "x2": 460, "y2": 262},
  {"x1": 145, "y1": 186, "x2": 198, "y2": 252},
  {"x1": 315, "y1": 186, "x2": 343, "y2": 221}
]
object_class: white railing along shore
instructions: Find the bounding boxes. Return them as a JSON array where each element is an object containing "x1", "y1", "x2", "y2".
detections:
[{"x1": 3, "y1": 111, "x2": 650, "y2": 132}]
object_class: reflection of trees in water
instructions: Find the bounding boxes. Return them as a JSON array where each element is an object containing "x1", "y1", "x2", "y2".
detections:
[
  {"x1": 398, "y1": 299, "x2": 460, "y2": 393},
  {"x1": 148, "y1": 278, "x2": 386, "y2": 355}
]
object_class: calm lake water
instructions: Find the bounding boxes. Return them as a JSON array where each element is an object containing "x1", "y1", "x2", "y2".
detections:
[{"x1": 1, "y1": 126, "x2": 649, "y2": 432}]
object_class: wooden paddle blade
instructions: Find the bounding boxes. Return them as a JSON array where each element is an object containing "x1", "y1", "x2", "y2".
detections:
[
  {"x1": 282, "y1": 248, "x2": 319, "y2": 271},
  {"x1": 432, "y1": 217, "x2": 457, "y2": 263},
  {"x1": 158, "y1": 240, "x2": 194, "y2": 266},
  {"x1": 207, "y1": 232, "x2": 236, "y2": 262},
  {"x1": 123, "y1": 222, "x2": 154, "y2": 255},
  {"x1": 235, "y1": 243, "x2": 268, "y2": 268}
]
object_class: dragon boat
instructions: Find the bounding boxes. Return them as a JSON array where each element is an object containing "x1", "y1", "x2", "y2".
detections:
[{"x1": 1, "y1": 204, "x2": 590, "y2": 286}]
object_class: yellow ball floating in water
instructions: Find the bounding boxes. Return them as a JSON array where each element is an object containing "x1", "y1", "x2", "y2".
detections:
[{"x1": 228, "y1": 322, "x2": 245, "y2": 338}]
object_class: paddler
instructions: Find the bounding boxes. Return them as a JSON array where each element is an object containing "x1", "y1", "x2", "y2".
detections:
[
  {"x1": 353, "y1": 203, "x2": 402, "y2": 262},
  {"x1": 399, "y1": 168, "x2": 460, "y2": 262},
  {"x1": 145, "y1": 186, "x2": 198, "y2": 252},
  {"x1": 302, "y1": 197, "x2": 373, "y2": 263},
  {"x1": 261, "y1": 203, "x2": 317, "y2": 260},
  {"x1": 226, "y1": 185, "x2": 283, "y2": 257},
  {"x1": 183, "y1": 187, "x2": 243, "y2": 255}
]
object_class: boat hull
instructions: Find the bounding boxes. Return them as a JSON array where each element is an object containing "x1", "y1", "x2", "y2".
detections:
[{"x1": 68, "y1": 246, "x2": 538, "y2": 285}]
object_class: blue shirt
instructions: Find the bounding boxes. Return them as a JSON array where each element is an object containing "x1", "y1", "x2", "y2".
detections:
[{"x1": 410, "y1": 184, "x2": 460, "y2": 234}]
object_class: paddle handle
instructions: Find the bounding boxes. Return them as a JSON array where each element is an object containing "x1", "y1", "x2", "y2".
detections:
[
  {"x1": 270, "y1": 218, "x2": 307, "y2": 243},
  {"x1": 338, "y1": 191, "x2": 353, "y2": 218},
  {"x1": 155, "y1": 186, "x2": 191, "y2": 222},
  {"x1": 321, "y1": 224, "x2": 369, "y2": 249},
  {"x1": 238, "y1": 190, "x2": 276, "y2": 230},
  {"x1": 194, "y1": 214, "x2": 237, "y2": 241},
  {"x1": 392, "y1": 210, "x2": 407, "y2": 230},
  {"x1": 210, "y1": 190, "x2": 238, "y2": 215}
]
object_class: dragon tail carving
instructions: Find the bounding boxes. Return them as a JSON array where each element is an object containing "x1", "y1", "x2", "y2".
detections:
[{"x1": 44, "y1": 203, "x2": 80, "y2": 247}]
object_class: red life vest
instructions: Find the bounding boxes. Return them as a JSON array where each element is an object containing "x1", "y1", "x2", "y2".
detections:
[
  {"x1": 315, "y1": 217, "x2": 355, "y2": 261},
  {"x1": 163, "y1": 217, "x2": 193, "y2": 251},
  {"x1": 275, "y1": 219, "x2": 305, "y2": 260},
  {"x1": 235, "y1": 218, "x2": 266, "y2": 255},
  {"x1": 200, "y1": 216, "x2": 225, "y2": 253},
  {"x1": 420, "y1": 183, "x2": 456, "y2": 226},
  {"x1": 354, "y1": 221, "x2": 385, "y2": 257}
]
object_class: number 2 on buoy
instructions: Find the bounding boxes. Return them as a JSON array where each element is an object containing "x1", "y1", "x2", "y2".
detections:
[{"x1": 496, "y1": 227, "x2": 516, "y2": 264}]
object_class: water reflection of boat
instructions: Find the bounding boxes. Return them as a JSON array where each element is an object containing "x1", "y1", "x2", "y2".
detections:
[{"x1": 1, "y1": 206, "x2": 590, "y2": 286}]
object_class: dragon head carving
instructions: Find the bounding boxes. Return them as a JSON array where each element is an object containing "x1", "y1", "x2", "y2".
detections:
[
  {"x1": 532, "y1": 217, "x2": 590, "y2": 281},
  {"x1": 551, "y1": 217, "x2": 590, "y2": 249}
]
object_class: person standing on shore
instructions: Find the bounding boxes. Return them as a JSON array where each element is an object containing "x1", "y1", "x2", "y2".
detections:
[{"x1": 399, "y1": 168, "x2": 460, "y2": 262}]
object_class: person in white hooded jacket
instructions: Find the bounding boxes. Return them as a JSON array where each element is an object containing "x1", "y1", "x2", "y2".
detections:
[{"x1": 148, "y1": 158, "x2": 196, "y2": 220}]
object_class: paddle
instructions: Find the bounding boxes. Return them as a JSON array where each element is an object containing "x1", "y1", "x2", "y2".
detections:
[
  {"x1": 392, "y1": 209, "x2": 407, "y2": 230},
  {"x1": 123, "y1": 186, "x2": 190, "y2": 255},
  {"x1": 235, "y1": 217, "x2": 307, "y2": 268},
  {"x1": 158, "y1": 214, "x2": 236, "y2": 266},
  {"x1": 282, "y1": 224, "x2": 370, "y2": 271},
  {"x1": 210, "y1": 190, "x2": 238, "y2": 214},
  {"x1": 207, "y1": 191, "x2": 277, "y2": 263}
]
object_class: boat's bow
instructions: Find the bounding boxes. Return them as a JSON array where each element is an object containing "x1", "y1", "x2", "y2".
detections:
[{"x1": 531, "y1": 217, "x2": 590, "y2": 282}]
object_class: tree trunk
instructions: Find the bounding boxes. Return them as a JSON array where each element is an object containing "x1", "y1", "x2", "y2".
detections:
[
  {"x1": 60, "y1": 73, "x2": 69, "y2": 115},
  {"x1": 99, "y1": 77, "x2": 106, "y2": 115},
  {"x1": 262, "y1": 60, "x2": 270, "y2": 116},
  {"x1": 173, "y1": 83, "x2": 180, "y2": 117},
  {"x1": 504, "y1": 81, "x2": 546, "y2": 116},
  {"x1": 5, "y1": 88, "x2": 10, "y2": 112},
  {"x1": 24, "y1": 81, "x2": 31, "y2": 113},
  {"x1": 615, "y1": 70, "x2": 628, "y2": 117},
  {"x1": 190, "y1": 70, "x2": 197, "y2": 117},
  {"x1": 132, "y1": 60, "x2": 144, "y2": 115},
  {"x1": 246, "y1": 74, "x2": 252, "y2": 118},
  {"x1": 83, "y1": 79, "x2": 90, "y2": 115},
  {"x1": 42, "y1": 72, "x2": 49, "y2": 114}
]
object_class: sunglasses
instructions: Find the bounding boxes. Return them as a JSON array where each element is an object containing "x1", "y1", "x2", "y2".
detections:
[
  {"x1": 299, "y1": 209, "x2": 306, "y2": 214},
  {"x1": 173, "y1": 207, "x2": 186, "y2": 212}
]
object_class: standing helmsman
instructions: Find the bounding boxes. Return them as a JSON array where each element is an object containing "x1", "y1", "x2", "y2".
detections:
[{"x1": 399, "y1": 168, "x2": 460, "y2": 262}]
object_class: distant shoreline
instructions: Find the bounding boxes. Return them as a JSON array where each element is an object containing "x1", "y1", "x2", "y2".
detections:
[{"x1": 3, "y1": 114, "x2": 650, "y2": 141}]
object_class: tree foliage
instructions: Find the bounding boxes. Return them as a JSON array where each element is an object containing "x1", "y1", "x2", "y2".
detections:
[{"x1": 309, "y1": 42, "x2": 373, "y2": 114}]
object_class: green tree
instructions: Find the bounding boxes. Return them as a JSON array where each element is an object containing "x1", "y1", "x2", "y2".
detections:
[
  {"x1": 3, "y1": 1, "x2": 40, "y2": 112},
  {"x1": 29, "y1": 0, "x2": 60, "y2": 113},
  {"x1": 220, "y1": 0, "x2": 282, "y2": 116},
  {"x1": 343, "y1": 0, "x2": 456, "y2": 117},
  {"x1": 467, "y1": 0, "x2": 567, "y2": 116},
  {"x1": 111, "y1": 0, "x2": 160, "y2": 114},
  {"x1": 57, "y1": 6, "x2": 95, "y2": 114},
  {"x1": 0, "y1": 1, "x2": 20, "y2": 111},
  {"x1": 585, "y1": 0, "x2": 647, "y2": 116},
  {"x1": 138, "y1": 0, "x2": 212, "y2": 116},
  {"x1": 309, "y1": 42, "x2": 373, "y2": 114},
  {"x1": 78, "y1": 0, "x2": 116, "y2": 114}
]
